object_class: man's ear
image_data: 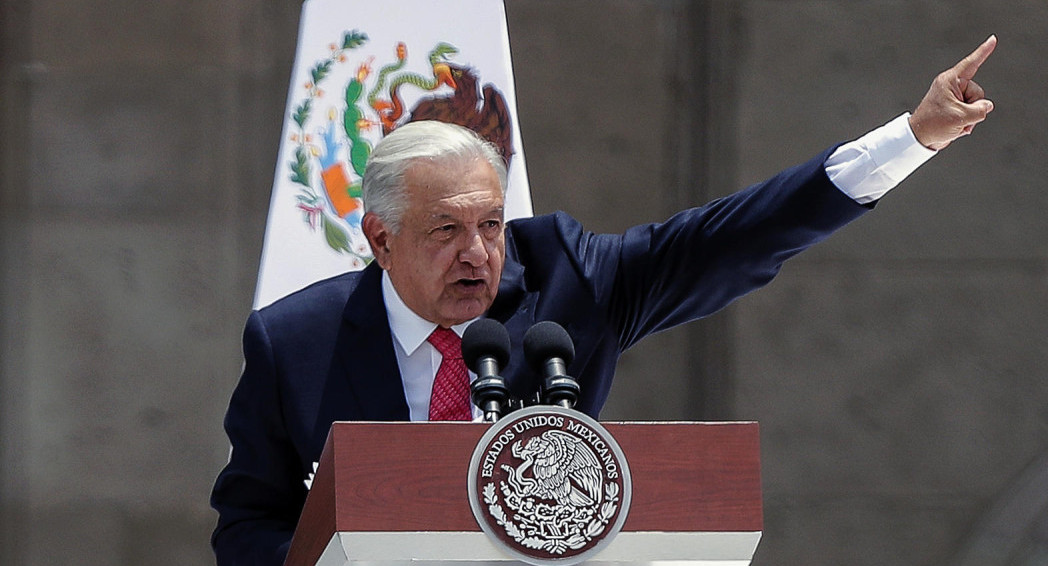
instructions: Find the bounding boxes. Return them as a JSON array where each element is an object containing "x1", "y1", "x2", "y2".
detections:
[{"x1": 362, "y1": 212, "x2": 392, "y2": 269}]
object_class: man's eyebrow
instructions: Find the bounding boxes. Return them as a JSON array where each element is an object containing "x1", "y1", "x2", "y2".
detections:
[{"x1": 426, "y1": 207, "x2": 504, "y2": 222}]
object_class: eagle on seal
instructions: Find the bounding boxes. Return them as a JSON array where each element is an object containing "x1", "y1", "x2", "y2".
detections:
[{"x1": 505, "y1": 430, "x2": 603, "y2": 507}]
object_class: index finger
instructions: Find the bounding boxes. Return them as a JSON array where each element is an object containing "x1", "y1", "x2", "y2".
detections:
[{"x1": 954, "y1": 35, "x2": 997, "y2": 80}]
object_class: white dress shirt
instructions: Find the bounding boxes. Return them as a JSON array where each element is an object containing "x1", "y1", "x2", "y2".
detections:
[
  {"x1": 383, "y1": 113, "x2": 936, "y2": 421},
  {"x1": 826, "y1": 113, "x2": 936, "y2": 203},
  {"x1": 382, "y1": 272, "x2": 480, "y2": 421}
]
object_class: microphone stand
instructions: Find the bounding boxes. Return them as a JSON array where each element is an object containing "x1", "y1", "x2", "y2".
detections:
[{"x1": 540, "y1": 357, "x2": 580, "y2": 409}]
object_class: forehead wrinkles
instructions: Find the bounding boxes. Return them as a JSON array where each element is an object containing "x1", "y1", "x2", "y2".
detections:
[{"x1": 405, "y1": 163, "x2": 503, "y2": 219}]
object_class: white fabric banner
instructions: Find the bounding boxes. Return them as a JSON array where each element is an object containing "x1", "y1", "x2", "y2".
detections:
[{"x1": 254, "y1": 0, "x2": 532, "y2": 308}]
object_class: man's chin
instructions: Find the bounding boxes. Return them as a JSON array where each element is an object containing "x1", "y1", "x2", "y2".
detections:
[{"x1": 440, "y1": 297, "x2": 494, "y2": 326}]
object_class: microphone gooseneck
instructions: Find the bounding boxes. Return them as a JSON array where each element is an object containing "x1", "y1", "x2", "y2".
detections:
[
  {"x1": 523, "y1": 321, "x2": 580, "y2": 409},
  {"x1": 462, "y1": 319, "x2": 512, "y2": 422}
]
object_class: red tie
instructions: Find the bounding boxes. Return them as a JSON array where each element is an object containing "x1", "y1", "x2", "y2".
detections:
[{"x1": 427, "y1": 327, "x2": 473, "y2": 421}]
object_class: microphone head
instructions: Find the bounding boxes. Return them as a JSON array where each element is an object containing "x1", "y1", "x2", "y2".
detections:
[
  {"x1": 523, "y1": 320, "x2": 575, "y2": 370},
  {"x1": 462, "y1": 319, "x2": 511, "y2": 371}
]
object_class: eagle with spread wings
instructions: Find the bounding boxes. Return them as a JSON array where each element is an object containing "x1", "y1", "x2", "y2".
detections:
[{"x1": 505, "y1": 430, "x2": 604, "y2": 508}]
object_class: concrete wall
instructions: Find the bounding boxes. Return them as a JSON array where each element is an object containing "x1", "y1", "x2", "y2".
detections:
[{"x1": 3, "y1": 1, "x2": 1047, "y2": 564}]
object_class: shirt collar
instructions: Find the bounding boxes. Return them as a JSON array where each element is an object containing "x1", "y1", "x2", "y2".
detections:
[{"x1": 381, "y1": 270, "x2": 473, "y2": 355}]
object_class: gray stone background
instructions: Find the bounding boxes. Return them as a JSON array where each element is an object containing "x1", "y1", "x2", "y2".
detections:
[{"x1": 2, "y1": 1, "x2": 1047, "y2": 564}]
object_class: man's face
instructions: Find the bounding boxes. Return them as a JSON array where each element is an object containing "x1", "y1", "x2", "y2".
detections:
[{"x1": 364, "y1": 158, "x2": 505, "y2": 328}]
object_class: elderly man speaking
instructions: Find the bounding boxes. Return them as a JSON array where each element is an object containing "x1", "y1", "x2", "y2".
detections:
[{"x1": 211, "y1": 36, "x2": 997, "y2": 565}]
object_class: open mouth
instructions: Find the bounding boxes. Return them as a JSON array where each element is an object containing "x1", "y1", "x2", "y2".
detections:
[{"x1": 456, "y1": 278, "x2": 485, "y2": 288}]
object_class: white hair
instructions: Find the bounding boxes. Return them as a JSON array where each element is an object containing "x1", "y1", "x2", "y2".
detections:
[{"x1": 361, "y1": 121, "x2": 508, "y2": 232}]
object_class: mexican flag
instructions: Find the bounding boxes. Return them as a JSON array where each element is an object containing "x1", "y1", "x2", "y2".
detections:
[{"x1": 254, "y1": 0, "x2": 532, "y2": 308}]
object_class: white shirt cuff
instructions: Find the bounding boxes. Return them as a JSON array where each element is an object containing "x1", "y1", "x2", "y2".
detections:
[{"x1": 825, "y1": 113, "x2": 937, "y2": 204}]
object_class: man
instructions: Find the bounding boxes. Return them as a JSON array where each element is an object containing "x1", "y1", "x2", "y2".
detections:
[{"x1": 211, "y1": 37, "x2": 997, "y2": 564}]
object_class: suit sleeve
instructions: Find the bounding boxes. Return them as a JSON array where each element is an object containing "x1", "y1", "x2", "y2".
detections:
[
  {"x1": 210, "y1": 311, "x2": 307, "y2": 565},
  {"x1": 589, "y1": 147, "x2": 871, "y2": 349}
]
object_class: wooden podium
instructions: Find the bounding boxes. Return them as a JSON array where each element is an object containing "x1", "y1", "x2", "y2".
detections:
[{"x1": 285, "y1": 421, "x2": 762, "y2": 565}]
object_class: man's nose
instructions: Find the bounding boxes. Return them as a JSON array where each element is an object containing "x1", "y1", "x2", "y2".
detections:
[{"x1": 459, "y1": 231, "x2": 489, "y2": 266}]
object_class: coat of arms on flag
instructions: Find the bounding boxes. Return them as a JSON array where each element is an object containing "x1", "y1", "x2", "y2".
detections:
[{"x1": 255, "y1": 0, "x2": 531, "y2": 309}]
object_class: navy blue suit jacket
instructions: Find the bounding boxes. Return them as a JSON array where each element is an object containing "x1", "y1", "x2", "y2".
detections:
[{"x1": 211, "y1": 146, "x2": 870, "y2": 564}]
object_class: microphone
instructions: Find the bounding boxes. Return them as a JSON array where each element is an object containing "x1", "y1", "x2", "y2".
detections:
[
  {"x1": 523, "y1": 321, "x2": 580, "y2": 409},
  {"x1": 462, "y1": 319, "x2": 512, "y2": 422}
]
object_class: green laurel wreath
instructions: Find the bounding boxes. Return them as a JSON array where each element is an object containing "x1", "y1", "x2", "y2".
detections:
[{"x1": 287, "y1": 30, "x2": 372, "y2": 261}]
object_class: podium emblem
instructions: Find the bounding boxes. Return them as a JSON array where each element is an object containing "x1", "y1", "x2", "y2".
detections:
[{"x1": 468, "y1": 406, "x2": 632, "y2": 565}]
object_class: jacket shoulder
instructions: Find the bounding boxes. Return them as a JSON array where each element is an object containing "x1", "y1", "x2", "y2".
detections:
[{"x1": 255, "y1": 269, "x2": 369, "y2": 327}]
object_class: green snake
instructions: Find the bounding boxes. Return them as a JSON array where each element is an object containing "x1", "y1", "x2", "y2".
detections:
[{"x1": 366, "y1": 42, "x2": 459, "y2": 131}]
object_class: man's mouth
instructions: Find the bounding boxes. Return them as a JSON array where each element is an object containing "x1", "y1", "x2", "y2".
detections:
[{"x1": 455, "y1": 278, "x2": 485, "y2": 289}]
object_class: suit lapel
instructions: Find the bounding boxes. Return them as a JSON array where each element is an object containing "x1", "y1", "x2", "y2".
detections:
[{"x1": 331, "y1": 263, "x2": 410, "y2": 421}]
